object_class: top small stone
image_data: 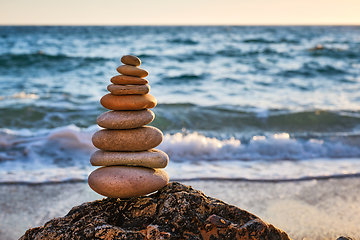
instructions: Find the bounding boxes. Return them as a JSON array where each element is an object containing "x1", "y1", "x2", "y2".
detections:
[{"x1": 121, "y1": 55, "x2": 141, "y2": 66}]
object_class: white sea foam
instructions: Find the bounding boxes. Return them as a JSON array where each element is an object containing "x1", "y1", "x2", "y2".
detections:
[
  {"x1": 46, "y1": 124, "x2": 96, "y2": 150},
  {"x1": 1, "y1": 126, "x2": 360, "y2": 183},
  {"x1": 0, "y1": 91, "x2": 40, "y2": 101},
  {"x1": 0, "y1": 125, "x2": 98, "y2": 183},
  {"x1": 159, "y1": 132, "x2": 241, "y2": 160},
  {"x1": 11, "y1": 91, "x2": 39, "y2": 99},
  {"x1": 158, "y1": 132, "x2": 360, "y2": 161}
]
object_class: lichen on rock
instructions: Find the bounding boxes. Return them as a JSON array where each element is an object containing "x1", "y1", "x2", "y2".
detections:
[{"x1": 19, "y1": 182, "x2": 291, "y2": 240}]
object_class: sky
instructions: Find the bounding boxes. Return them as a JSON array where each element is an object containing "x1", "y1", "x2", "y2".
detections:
[{"x1": 0, "y1": 0, "x2": 359, "y2": 25}]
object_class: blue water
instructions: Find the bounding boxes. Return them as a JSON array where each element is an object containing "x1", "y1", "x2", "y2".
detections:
[{"x1": 1, "y1": 26, "x2": 360, "y2": 183}]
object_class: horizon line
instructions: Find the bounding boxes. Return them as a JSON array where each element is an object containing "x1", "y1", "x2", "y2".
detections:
[{"x1": 1, "y1": 23, "x2": 360, "y2": 27}]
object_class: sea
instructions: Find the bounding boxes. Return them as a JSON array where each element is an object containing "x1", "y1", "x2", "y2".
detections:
[{"x1": 0, "y1": 25, "x2": 360, "y2": 184}]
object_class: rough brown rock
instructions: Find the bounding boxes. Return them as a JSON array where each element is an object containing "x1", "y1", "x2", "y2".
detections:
[
  {"x1": 117, "y1": 65, "x2": 149, "y2": 78},
  {"x1": 111, "y1": 75, "x2": 149, "y2": 85},
  {"x1": 100, "y1": 93, "x2": 157, "y2": 111},
  {"x1": 19, "y1": 182, "x2": 291, "y2": 240},
  {"x1": 92, "y1": 126, "x2": 163, "y2": 151},
  {"x1": 107, "y1": 84, "x2": 150, "y2": 95},
  {"x1": 121, "y1": 55, "x2": 141, "y2": 66},
  {"x1": 96, "y1": 109, "x2": 155, "y2": 129}
]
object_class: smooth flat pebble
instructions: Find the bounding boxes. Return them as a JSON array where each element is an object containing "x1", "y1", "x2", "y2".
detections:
[
  {"x1": 121, "y1": 55, "x2": 141, "y2": 66},
  {"x1": 100, "y1": 93, "x2": 157, "y2": 111},
  {"x1": 88, "y1": 166, "x2": 169, "y2": 198},
  {"x1": 97, "y1": 109, "x2": 155, "y2": 129},
  {"x1": 92, "y1": 126, "x2": 163, "y2": 151},
  {"x1": 111, "y1": 75, "x2": 149, "y2": 85},
  {"x1": 90, "y1": 149, "x2": 169, "y2": 168},
  {"x1": 107, "y1": 84, "x2": 150, "y2": 95},
  {"x1": 117, "y1": 65, "x2": 149, "y2": 78}
]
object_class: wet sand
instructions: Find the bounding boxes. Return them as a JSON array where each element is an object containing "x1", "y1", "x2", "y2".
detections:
[{"x1": 1, "y1": 177, "x2": 359, "y2": 240}]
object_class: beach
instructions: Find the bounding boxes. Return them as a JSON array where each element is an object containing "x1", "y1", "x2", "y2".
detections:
[{"x1": 1, "y1": 177, "x2": 359, "y2": 240}]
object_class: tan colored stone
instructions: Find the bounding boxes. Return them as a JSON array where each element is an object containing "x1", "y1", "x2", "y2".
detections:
[
  {"x1": 107, "y1": 84, "x2": 150, "y2": 95},
  {"x1": 100, "y1": 93, "x2": 157, "y2": 111},
  {"x1": 90, "y1": 149, "x2": 169, "y2": 168},
  {"x1": 92, "y1": 126, "x2": 163, "y2": 151},
  {"x1": 110, "y1": 75, "x2": 149, "y2": 85},
  {"x1": 88, "y1": 166, "x2": 169, "y2": 198},
  {"x1": 96, "y1": 109, "x2": 155, "y2": 129},
  {"x1": 117, "y1": 65, "x2": 148, "y2": 78},
  {"x1": 121, "y1": 55, "x2": 141, "y2": 66}
]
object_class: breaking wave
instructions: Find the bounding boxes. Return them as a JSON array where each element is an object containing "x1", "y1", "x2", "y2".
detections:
[{"x1": 1, "y1": 125, "x2": 360, "y2": 183}]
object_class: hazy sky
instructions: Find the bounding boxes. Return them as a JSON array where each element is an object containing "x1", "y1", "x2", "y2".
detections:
[{"x1": 0, "y1": 0, "x2": 359, "y2": 25}]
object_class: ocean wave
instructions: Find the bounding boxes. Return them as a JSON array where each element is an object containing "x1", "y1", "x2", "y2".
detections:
[
  {"x1": 0, "y1": 91, "x2": 39, "y2": 100},
  {"x1": 157, "y1": 73, "x2": 207, "y2": 85},
  {"x1": 0, "y1": 52, "x2": 108, "y2": 69},
  {"x1": 0, "y1": 105, "x2": 101, "y2": 129},
  {"x1": 216, "y1": 48, "x2": 280, "y2": 57},
  {"x1": 215, "y1": 78, "x2": 244, "y2": 84},
  {"x1": 167, "y1": 74, "x2": 205, "y2": 80},
  {"x1": 278, "y1": 62, "x2": 347, "y2": 78},
  {"x1": 1, "y1": 125, "x2": 360, "y2": 183},
  {"x1": 307, "y1": 46, "x2": 360, "y2": 59},
  {"x1": 1, "y1": 102, "x2": 359, "y2": 133},
  {"x1": 158, "y1": 132, "x2": 360, "y2": 161},
  {"x1": 242, "y1": 38, "x2": 300, "y2": 44},
  {"x1": 167, "y1": 38, "x2": 198, "y2": 45},
  {"x1": 1, "y1": 125, "x2": 360, "y2": 163},
  {"x1": 154, "y1": 106, "x2": 360, "y2": 133},
  {"x1": 0, "y1": 124, "x2": 96, "y2": 166}
]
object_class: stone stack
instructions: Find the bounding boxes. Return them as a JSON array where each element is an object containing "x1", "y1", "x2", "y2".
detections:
[{"x1": 88, "y1": 55, "x2": 169, "y2": 199}]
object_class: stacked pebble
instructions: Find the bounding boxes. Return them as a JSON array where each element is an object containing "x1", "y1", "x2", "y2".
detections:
[{"x1": 88, "y1": 55, "x2": 169, "y2": 199}]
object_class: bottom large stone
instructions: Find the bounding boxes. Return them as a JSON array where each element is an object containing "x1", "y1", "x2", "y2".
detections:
[{"x1": 88, "y1": 166, "x2": 169, "y2": 198}]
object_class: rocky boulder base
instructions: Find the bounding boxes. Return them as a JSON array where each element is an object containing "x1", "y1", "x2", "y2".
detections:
[{"x1": 20, "y1": 182, "x2": 291, "y2": 240}]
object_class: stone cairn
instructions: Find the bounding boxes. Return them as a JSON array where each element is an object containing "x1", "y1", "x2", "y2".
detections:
[{"x1": 88, "y1": 55, "x2": 169, "y2": 198}]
